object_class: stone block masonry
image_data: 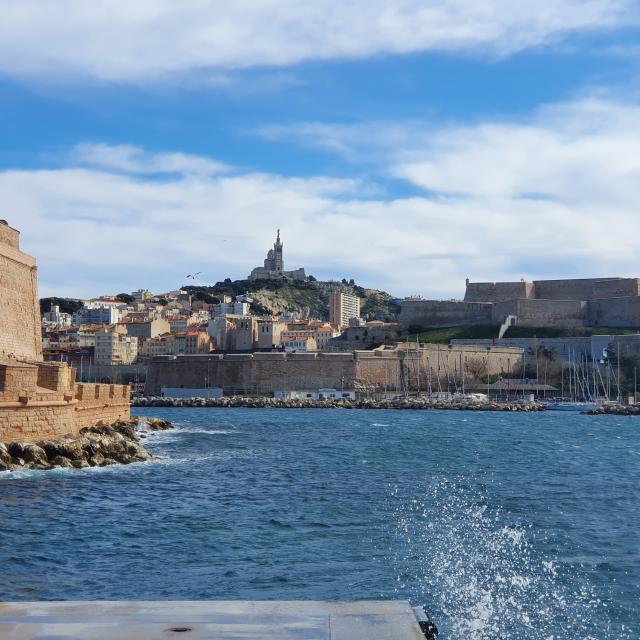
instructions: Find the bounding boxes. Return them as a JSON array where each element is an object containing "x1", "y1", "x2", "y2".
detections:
[
  {"x1": 0, "y1": 221, "x2": 131, "y2": 443},
  {"x1": 0, "y1": 380, "x2": 130, "y2": 443},
  {"x1": 146, "y1": 346, "x2": 523, "y2": 396},
  {"x1": 0, "y1": 223, "x2": 42, "y2": 360}
]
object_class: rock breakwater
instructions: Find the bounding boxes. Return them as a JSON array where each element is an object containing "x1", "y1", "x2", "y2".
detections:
[
  {"x1": 585, "y1": 404, "x2": 640, "y2": 416},
  {"x1": 134, "y1": 396, "x2": 544, "y2": 412},
  {"x1": 0, "y1": 417, "x2": 172, "y2": 472}
]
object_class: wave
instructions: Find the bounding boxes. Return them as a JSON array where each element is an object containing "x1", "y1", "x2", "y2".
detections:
[{"x1": 390, "y1": 478, "x2": 623, "y2": 640}]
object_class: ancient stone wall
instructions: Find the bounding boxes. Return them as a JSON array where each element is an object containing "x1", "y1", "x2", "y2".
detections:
[
  {"x1": 464, "y1": 281, "x2": 534, "y2": 303},
  {"x1": 74, "y1": 383, "x2": 131, "y2": 430},
  {"x1": 146, "y1": 347, "x2": 522, "y2": 396},
  {"x1": 399, "y1": 300, "x2": 494, "y2": 330},
  {"x1": 504, "y1": 299, "x2": 588, "y2": 327},
  {"x1": 587, "y1": 297, "x2": 640, "y2": 328},
  {"x1": 0, "y1": 380, "x2": 130, "y2": 443},
  {"x1": 533, "y1": 278, "x2": 640, "y2": 301},
  {"x1": 0, "y1": 224, "x2": 42, "y2": 360}
]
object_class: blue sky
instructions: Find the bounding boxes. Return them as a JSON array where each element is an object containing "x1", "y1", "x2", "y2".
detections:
[{"x1": 1, "y1": 1, "x2": 640, "y2": 298}]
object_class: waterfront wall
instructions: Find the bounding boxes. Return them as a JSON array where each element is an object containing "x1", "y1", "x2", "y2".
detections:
[
  {"x1": 0, "y1": 374, "x2": 130, "y2": 443},
  {"x1": 146, "y1": 346, "x2": 523, "y2": 396}
]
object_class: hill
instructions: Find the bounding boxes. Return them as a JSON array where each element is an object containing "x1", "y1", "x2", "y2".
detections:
[{"x1": 183, "y1": 278, "x2": 400, "y2": 322}]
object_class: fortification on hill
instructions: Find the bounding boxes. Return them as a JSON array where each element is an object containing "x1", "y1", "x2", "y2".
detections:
[
  {"x1": 400, "y1": 277, "x2": 640, "y2": 331},
  {"x1": 0, "y1": 221, "x2": 130, "y2": 443}
]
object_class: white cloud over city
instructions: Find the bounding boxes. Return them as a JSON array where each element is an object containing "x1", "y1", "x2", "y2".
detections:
[
  {"x1": 0, "y1": 0, "x2": 632, "y2": 82},
  {"x1": 3, "y1": 93, "x2": 640, "y2": 300}
]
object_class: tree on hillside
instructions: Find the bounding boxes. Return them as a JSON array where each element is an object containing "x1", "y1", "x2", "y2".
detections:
[{"x1": 39, "y1": 297, "x2": 83, "y2": 315}]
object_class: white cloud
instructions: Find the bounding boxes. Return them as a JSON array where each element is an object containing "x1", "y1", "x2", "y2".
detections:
[
  {"x1": 0, "y1": 0, "x2": 631, "y2": 82},
  {"x1": 4, "y1": 96, "x2": 640, "y2": 302},
  {"x1": 70, "y1": 143, "x2": 230, "y2": 176}
]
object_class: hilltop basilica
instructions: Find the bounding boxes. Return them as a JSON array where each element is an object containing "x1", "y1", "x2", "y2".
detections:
[{"x1": 248, "y1": 230, "x2": 307, "y2": 281}]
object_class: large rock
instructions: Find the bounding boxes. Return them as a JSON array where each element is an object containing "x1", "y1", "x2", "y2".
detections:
[
  {"x1": 2, "y1": 417, "x2": 170, "y2": 473},
  {"x1": 49, "y1": 455, "x2": 74, "y2": 468},
  {"x1": 0, "y1": 442, "x2": 12, "y2": 466},
  {"x1": 22, "y1": 444, "x2": 48, "y2": 466}
]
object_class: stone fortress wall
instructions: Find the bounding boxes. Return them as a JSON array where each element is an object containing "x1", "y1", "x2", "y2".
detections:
[
  {"x1": 0, "y1": 221, "x2": 130, "y2": 443},
  {"x1": 401, "y1": 276, "x2": 640, "y2": 330},
  {"x1": 399, "y1": 300, "x2": 494, "y2": 330},
  {"x1": 146, "y1": 345, "x2": 523, "y2": 396},
  {"x1": 0, "y1": 223, "x2": 42, "y2": 360}
]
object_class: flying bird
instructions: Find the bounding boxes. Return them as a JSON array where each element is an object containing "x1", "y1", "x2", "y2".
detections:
[{"x1": 186, "y1": 272, "x2": 202, "y2": 279}]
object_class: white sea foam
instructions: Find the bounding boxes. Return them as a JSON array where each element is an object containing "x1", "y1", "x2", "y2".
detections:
[{"x1": 390, "y1": 478, "x2": 622, "y2": 640}]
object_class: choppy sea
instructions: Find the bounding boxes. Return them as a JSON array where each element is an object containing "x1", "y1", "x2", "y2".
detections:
[{"x1": 1, "y1": 408, "x2": 638, "y2": 639}]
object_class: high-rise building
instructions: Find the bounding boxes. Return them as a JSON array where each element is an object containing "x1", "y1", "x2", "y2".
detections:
[{"x1": 329, "y1": 291, "x2": 361, "y2": 328}]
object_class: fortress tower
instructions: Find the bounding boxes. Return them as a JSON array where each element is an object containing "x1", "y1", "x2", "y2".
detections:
[
  {"x1": 0, "y1": 220, "x2": 130, "y2": 443},
  {"x1": 0, "y1": 221, "x2": 42, "y2": 360}
]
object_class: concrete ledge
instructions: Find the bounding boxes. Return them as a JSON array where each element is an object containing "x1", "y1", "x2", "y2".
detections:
[{"x1": 0, "y1": 600, "x2": 426, "y2": 639}]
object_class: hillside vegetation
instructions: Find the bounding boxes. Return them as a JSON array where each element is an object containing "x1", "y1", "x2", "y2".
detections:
[{"x1": 183, "y1": 278, "x2": 400, "y2": 322}]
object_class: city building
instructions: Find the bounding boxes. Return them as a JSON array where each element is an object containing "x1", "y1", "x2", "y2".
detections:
[
  {"x1": 95, "y1": 327, "x2": 138, "y2": 365},
  {"x1": 248, "y1": 230, "x2": 306, "y2": 281},
  {"x1": 73, "y1": 305, "x2": 120, "y2": 325},
  {"x1": 257, "y1": 319, "x2": 289, "y2": 350},
  {"x1": 118, "y1": 318, "x2": 171, "y2": 343},
  {"x1": 132, "y1": 288, "x2": 153, "y2": 301},
  {"x1": 212, "y1": 295, "x2": 253, "y2": 317},
  {"x1": 281, "y1": 336, "x2": 317, "y2": 352},
  {"x1": 42, "y1": 304, "x2": 73, "y2": 329},
  {"x1": 329, "y1": 291, "x2": 361, "y2": 328},
  {"x1": 141, "y1": 331, "x2": 212, "y2": 356}
]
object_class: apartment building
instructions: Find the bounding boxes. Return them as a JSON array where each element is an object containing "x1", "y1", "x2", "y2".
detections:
[
  {"x1": 329, "y1": 291, "x2": 361, "y2": 328},
  {"x1": 95, "y1": 327, "x2": 138, "y2": 365}
]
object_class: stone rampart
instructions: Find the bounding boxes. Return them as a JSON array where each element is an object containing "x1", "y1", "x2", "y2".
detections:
[
  {"x1": 533, "y1": 277, "x2": 640, "y2": 301},
  {"x1": 0, "y1": 376, "x2": 130, "y2": 443},
  {"x1": 399, "y1": 300, "x2": 494, "y2": 330},
  {"x1": 501, "y1": 299, "x2": 588, "y2": 327},
  {"x1": 464, "y1": 281, "x2": 533, "y2": 303},
  {"x1": 146, "y1": 346, "x2": 523, "y2": 396},
  {"x1": 587, "y1": 296, "x2": 640, "y2": 328}
]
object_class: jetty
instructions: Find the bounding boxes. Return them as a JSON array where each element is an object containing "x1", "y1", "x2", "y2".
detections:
[
  {"x1": 133, "y1": 395, "x2": 544, "y2": 412},
  {"x1": 0, "y1": 600, "x2": 432, "y2": 639}
]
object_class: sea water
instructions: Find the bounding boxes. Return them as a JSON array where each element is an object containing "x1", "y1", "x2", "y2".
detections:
[{"x1": 0, "y1": 408, "x2": 638, "y2": 639}]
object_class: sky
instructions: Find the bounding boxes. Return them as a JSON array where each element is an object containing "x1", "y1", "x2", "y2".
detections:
[{"x1": 2, "y1": 1, "x2": 640, "y2": 299}]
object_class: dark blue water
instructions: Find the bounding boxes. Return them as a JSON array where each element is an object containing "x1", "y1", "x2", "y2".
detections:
[{"x1": 1, "y1": 409, "x2": 638, "y2": 639}]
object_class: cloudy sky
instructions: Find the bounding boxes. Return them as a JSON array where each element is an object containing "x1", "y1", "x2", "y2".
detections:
[{"x1": 2, "y1": 1, "x2": 640, "y2": 298}]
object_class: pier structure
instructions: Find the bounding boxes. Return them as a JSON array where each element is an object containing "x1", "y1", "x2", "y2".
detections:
[{"x1": 0, "y1": 600, "x2": 429, "y2": 639}]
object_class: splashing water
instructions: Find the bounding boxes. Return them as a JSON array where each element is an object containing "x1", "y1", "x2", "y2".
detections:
[{"x1": 391, "y1": 479, "x2": 625, "y2": 640}]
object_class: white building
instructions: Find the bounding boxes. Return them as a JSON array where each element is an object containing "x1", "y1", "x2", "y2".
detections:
[
  {"x1": 73, "y1": 305, "x2": 120, "y2": 325},
  {"x1": 42, "y1": 304, "x2": 72, "y2": 329},
  {"x1": 329, "y1": 291, "x2": 361, "y2": 328},
  {"x1": 274, "y1": 389, "x2": 356, "y2": 400},
  {"x1": 212, "y1": 295, "x2": 253, "y2": 317}
]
